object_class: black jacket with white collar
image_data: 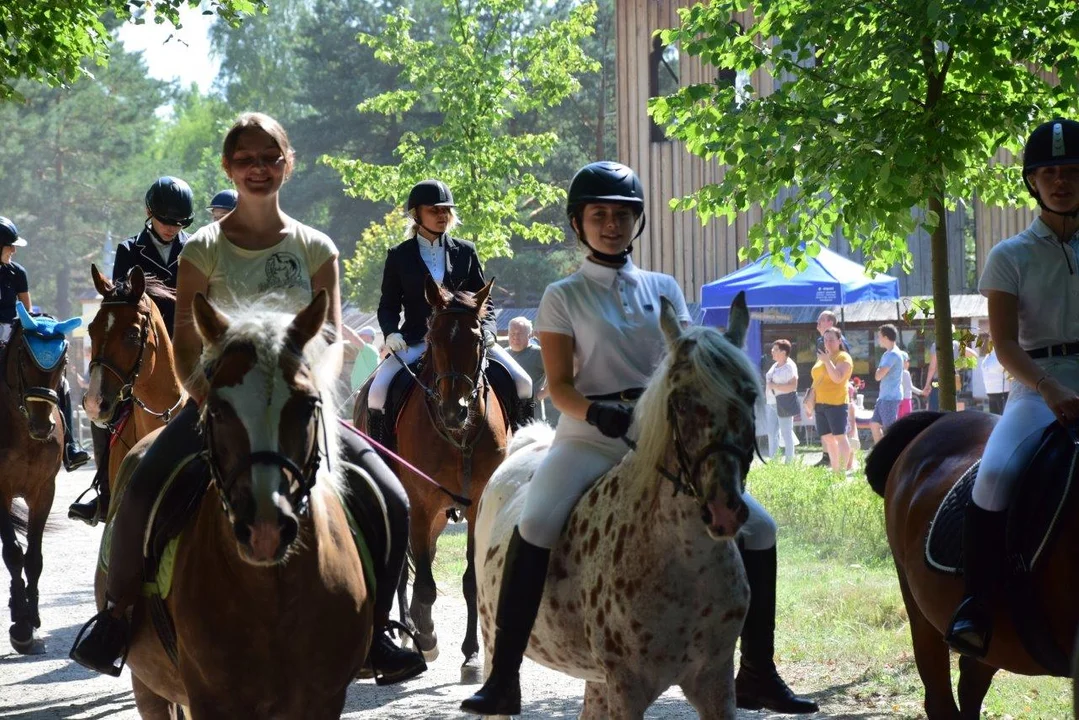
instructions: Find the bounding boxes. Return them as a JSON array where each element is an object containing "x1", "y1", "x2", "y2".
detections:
[{"x1": 112, "y1": 226, "x2": 187, "y2": 336}]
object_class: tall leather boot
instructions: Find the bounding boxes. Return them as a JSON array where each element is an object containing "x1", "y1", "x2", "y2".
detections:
[
  {"x1": 69, "y1": 596, "x2": 130, "y2": 677},
  {"x1": 460, "y1": 527, "x2": 550, "y2": 716},
  {"x1": 367, "y1": 409, "x2": 392, "y2": 451},
  {"x1": 70, "y1": 423, "x2": 111, "y2": 525},
  {"x1": 736, "y1": 545, "x2": 819, "y2": 714},
  {"x1": 59, "y1": 379, "x2": 89, "y2": 471},
  {"x1": 945, "y1": 503, "x2": 1007, "y2": 658},
  {"x1": 512, "y1": 399, "x2": 536, "y2": 431}
]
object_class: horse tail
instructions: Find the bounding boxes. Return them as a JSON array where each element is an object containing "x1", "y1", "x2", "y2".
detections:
[
  {"x1": 865, "y1": 411, "x2": 946, "y2": 497},
  {"x1": 506, "y1": 422, "x2": 555, "y2": 456}
]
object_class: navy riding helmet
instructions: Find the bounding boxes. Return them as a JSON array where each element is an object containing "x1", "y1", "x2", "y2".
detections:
[
  {"x1": 145, "y1": 177, "x2": 195, "y2": 228},
  {"x1": 0, "y1": 216, "x2": 27, "y2": 247},
  {"x1": 207, "y1": 189, "x2": 238, "y2": 211}
]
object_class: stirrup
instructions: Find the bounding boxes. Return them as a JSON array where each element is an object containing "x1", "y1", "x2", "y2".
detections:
[
  {"x1": 945, "y1": 598, "x2": 991, "y2": 658},
  {"x1": 69, "y1": 610, "x2": 129, "y2": 677},
  {"x1": 371, "y1": 620, "x2": 427, "y2": 686},
  {"x1": 68, "y1": 486, "x2": 103, "y2": 526}
]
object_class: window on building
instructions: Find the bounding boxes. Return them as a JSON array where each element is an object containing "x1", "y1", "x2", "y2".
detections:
[{"x1": 649, "y1": 36, "x2": 680, "y2": 142}]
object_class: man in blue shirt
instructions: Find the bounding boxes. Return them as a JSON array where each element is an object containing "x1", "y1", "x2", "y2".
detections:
[{"x1": 871, "y1": 323, "x2": 904, "y2": 441}]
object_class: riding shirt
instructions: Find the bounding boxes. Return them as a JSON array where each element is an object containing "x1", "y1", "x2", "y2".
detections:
[
  {"x1": 0, "y1": 260, "x2": 29, "y2": 343},
  {"x1": 180, "y1": 221, "x2": 337, "y2": 315}
]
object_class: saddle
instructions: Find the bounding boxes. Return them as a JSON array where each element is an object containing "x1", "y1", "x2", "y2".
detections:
[{"x1": 925, "y1": 422, "x2": 1078, "y2": 675}]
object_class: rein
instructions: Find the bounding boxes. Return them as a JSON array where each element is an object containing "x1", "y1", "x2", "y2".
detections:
[{"x1": 12, "y1": 340, "x2": 62, "y2": 420}]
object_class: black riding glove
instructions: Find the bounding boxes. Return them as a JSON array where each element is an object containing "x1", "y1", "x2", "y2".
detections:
[{"x1": 586, "y1": 401, "x2": 633, "y2": 438}]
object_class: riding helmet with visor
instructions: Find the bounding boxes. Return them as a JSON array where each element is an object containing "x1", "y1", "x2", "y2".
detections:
[
  {"x1": 1022, "y1": 118, "x2": 1079, "y2": 218},
  {"x1": 145, "y1": 176, "x2": 195, "y2": 228},
  {"x1": 0, "y1": 216, "x2": 27, "y2": 247},
  {"x1": 567, "y1": 161, "x2": 647, "y2": 262}
]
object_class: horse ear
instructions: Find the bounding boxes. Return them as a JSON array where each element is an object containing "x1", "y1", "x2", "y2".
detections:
[
  {"x1": 128, "y1": 266, "x2": 146, "y2": 303},
  {"x1": 192, "y1": 293, "x2": 230, "y2": 347},
  {"x1": 659, "y1": 296, "x2": 683, "y2": 348},
  {"x1": 473, "y1": 278, "x2": 495, "y2": 310},
  {"x1": 91, "y1": 263, "x2": 112, "y2": 297},
  {"x1": 724, "y1": 291, "x2": 749, "y2": 349},
  {"x1": 424, "y1": 275, "x2": 446, "y2": 309},
  {"x1": 286, "y1": 289, "x2": 330, "y2": 350}
]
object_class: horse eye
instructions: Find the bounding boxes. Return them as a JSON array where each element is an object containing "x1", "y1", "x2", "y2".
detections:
[{"x1": 125, "y1": 328, "x2": 141, "y2": 343}]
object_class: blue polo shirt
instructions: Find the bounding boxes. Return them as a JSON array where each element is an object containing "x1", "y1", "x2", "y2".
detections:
[{"x1": 0, "y1": 261, "x2": 29, "y2": 324}]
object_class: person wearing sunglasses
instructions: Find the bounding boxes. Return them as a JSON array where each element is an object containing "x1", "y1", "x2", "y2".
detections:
[{"x1": 69, "y1": 176, "x2": 194, "y2": 526}]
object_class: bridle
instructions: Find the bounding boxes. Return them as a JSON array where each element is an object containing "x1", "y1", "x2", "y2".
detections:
[
  {"x1": 7, "y1": 329, "x2": 63, "y2": 424},
  {"x1": 89, "y1": 299, "x2": 182, "y2": 423}
]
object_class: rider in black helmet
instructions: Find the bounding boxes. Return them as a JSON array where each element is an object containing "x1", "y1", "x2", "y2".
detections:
[
  {"x1": 0, "y1": 216, "x2": 90, "y2": 472},
  {"x1": 69, "y1": 177, "x2": 194, "y2": 525},
  {"x1": 207, "y1": 189, "x2": 238, "y2": 222}
]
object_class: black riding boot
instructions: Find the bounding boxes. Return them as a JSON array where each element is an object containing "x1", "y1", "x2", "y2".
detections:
[
  {"x1": 945, "y1": 504, "x2": 1007, "y2": 658},
  {"x1": 512, "y1": 399, "x2": 536, "y2": 431},
  {"x1": 460, "y1": 527, "x2": 550, "y2": 716},
  {"x1": 367, "y1": 408, "x2": 392, "y2": 451},
  {"x1": 70, "y1": 423, "x2": 111, "y2": 526},
  {"x1": 59, "y1": 379, "x2": 89, "y2": 471},
  {"x1": 69, "y1": 597, "x2": 130, "y2": 677},
  {"x1": 736, "y1": 545, "x2": 819, "y2": 714}
]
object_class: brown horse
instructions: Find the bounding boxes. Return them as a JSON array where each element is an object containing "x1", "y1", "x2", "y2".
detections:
[
  {"x1": 82, "y1": 264, "x2": 185, "y2": 487},
  {"x1": 354, "y1": 276, "x2": 508, "y2": 682},
  {"x1": 0, "y1": 306, "x2": 80, "y2": 654},
  {"x1": 96, "y1": 291, "x2": 373, "y2": 718},
  {"x1": 865, "y1": 410, "x2": 1077, "y2": 719}
]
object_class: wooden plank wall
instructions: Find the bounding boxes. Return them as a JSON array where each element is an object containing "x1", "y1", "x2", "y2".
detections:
[{"x1": 617, "y1": 1, "x2": 1034, "y2": 304}]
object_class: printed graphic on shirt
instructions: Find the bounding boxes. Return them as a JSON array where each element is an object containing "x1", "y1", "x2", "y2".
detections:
[{"x1": 259, "y1": 252, "x2": 306, "y2": 293}]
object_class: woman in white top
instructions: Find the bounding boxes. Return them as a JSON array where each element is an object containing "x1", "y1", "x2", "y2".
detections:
[
  {"x1": 71, "y1": 113, "x2": 426, "y2": 684},
  {"x1": 461, "y1": 162, "x2": 816, "y2": 716},
  {"x1": 946, "y1": 118, "x2": 1079, "y2": 659},
  {"x1": 980, "y1": 347, "x2": 1012, "y2": 415},
  {"x1": 765, "y1": 339, "x2": 799, "y2": 464}
]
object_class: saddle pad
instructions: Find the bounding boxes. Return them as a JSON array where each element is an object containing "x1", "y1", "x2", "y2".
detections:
[{"x1": 924, "y1": 462, "x2": 979, "y2": 575}]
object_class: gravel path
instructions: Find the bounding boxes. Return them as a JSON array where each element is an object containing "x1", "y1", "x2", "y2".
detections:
[{"x1": 0, "y1": 467, "x2": 899, "y2": 719}]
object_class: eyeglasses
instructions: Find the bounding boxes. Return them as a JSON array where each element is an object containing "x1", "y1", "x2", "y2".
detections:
[
  {"x1": 229, "y1": 153, "x2": 287, "y2": 170},
  {"x1": 153, "y1": 215, "x2": 193, "y2": 229}
]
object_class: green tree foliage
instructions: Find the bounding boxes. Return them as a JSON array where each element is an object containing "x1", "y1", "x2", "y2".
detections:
[
  {"x1": 0, "y1": 0, "x2": 264, "y2": 99},
  {"x1": 324, "y1": 0, "x2": 601, "y2": 262},
  {"x1": 342, "y1": 211, "x2": 409, "y2": 310},
  {"x1": 0, "y1": 45, "x2": 168, "y2": 316},
  {"x1": 650, "y1": 0, "x2": 1079, "y2": 410}
]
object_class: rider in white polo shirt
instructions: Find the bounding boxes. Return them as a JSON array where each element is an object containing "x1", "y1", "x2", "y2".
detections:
[{"x1": 461, "y1": 162, "x2": 816, "y2": 717}]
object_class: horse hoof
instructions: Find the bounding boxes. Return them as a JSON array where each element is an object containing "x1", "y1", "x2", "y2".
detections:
[
  {"x1": 419, "y1": 639, "x2": 440, "y2": 663},
  {"x1": 460, "y1": 657, "x2": 483, "y2": 684},
  {"x1": 10, "y1": 626, "x2": 46, "y2": 655}
]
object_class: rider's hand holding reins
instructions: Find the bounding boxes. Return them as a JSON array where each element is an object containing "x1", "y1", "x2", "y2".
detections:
[
  {"x1": 1037, "y1": 376, "x2": 1079, "y2": 425},
  {"x1": 384, "y1": 333, "x2": 407, "y2": 354},
  {"x1": 586, "y1": 401, "x2": 633, "y2": 438}
]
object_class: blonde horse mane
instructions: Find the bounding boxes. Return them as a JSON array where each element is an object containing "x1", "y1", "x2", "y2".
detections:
[
  {"x1": 630, "y1": 325, "x2": 761, "y2": 475},
  {"x1": 196, "y1": 304, "x2": 344, "y2": 498}
]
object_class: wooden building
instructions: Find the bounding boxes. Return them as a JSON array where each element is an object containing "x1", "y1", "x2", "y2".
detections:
[{"x1": 615, "y1": 1, "x2": 1037, "y2": 304}]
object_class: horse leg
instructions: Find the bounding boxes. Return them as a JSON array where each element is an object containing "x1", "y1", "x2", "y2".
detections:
[
  {"x1": 682, "y1": 657, "x2": 738, "y2": 720},
  {"x1": 605, "y1": 673, "x2": 658, "y2": 720},
  {"x1": 0, "y1": 504, "x2": 39, "y2": 655},
  {"x1": 956, "y1": 654, "x2": 996, "y2": 720},
  {"x1": 16, "y1": 498, "x2": 49, "y2": 654},
  {"x1": 407, "y1": 509, "x2": 439, "y2": 659},
  {"x1": 895, "y1": 564, "x2": 960, "y2": 719},
  {"x1": 579, "y1": 680, "x2": 611, "y2": 720},
  {"x1": 460, "y1": 521, "x2": 482, "y2": 684},
  {"x1": 131, "y1": 674, "x2": 174, "y2": 720}
]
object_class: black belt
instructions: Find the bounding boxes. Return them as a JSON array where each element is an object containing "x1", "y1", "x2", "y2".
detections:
[
  {"x1": 1027, "y1": 343, "x2": 1079, "y2": 359},
  {"x1": 587, "y1": 388, "x2": 645, "y2": 402}
]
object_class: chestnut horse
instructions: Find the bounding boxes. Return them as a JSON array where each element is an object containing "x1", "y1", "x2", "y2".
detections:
[
  {"x1": 354, "y1": 277, "x2": 507, "y2": 681},
  {"x1": 96, "y1": 291, "x2": 373, "y2": 718},
  {"x1": 82, "y1": 264, "x2": 185, "y2": 489},
  {"x1": 473, "y1": 296, "x2": 759, "y2": 719},
  {"x1": 0, "y1": 305, "x2": 80, "y2": 654},
  {"x1": 866, "y1": 410, "x2": 1077, "y2": 719}
]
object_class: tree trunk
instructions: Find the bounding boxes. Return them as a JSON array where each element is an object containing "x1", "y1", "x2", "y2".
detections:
[{"x1": 928, "y1": 189, "x2": 956, "y2": 411}]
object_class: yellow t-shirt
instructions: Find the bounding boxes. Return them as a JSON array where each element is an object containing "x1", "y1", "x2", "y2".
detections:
[
  {"x1": 180, "y1": 221, "x2": 337, "y2": 314},
  {"x1": 811, "y1": 351, "x2": 853, "y2": 405}
]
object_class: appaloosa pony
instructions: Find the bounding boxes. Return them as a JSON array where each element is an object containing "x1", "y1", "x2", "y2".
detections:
[
  {"x1": 866, "y1": 410, "x2": 1079, "y2": 719},
  {"x1": 96, "y1": 291, "x2": 373, "y2": 718},
  {"x1": 82, "y1": 264, "x2": 184, "y2": 490},
  {"x1": 354, "y1": 277, "x2": 508, "y2": 681},
  {"x1": 473, "y1": 296, "x2": 758, "y2": 719},
  {"x1": 0, "y1": 305, "x2": 80, "y2": 654}
]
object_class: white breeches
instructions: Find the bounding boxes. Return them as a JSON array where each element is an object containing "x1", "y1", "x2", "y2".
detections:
[
  {"x1": 972, "y1": 356, "x2": 1079, "y2": 511},
  {"x1": 368, "y1": 341, "x2": 534, "y2": 412},
  {"x1": 519, "y1": 414, "x2": 776, "y2": 551},
  {"x1": 0, "y1": 323, "x2": 11, "y2": 344},
  {"x1": 368, "y1": 344, "x2": 426, "y2": 411}
]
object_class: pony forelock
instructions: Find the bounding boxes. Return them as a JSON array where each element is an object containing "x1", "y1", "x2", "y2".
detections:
[{"x1": 631, "y1": 325, "x2": 760, "y2": 474}]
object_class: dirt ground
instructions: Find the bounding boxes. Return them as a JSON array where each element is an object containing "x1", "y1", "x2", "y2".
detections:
[{"x1": 0, "y1": 466, "x2": 908, "y2": 719}]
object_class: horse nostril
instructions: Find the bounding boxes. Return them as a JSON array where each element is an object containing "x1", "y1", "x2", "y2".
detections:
[
  {"x1": 233, "y1": 519, "x2": 251, "y2": 545},
  {"x1": 280, "y1": 515, "x2": 298, "y2": 549}
]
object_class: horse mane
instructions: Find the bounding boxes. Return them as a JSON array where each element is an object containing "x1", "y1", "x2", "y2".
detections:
[
  {"x1": 630, "y1": 326, "x2": 761, "y2": 474},
  {"x1": 112, "y1": 275, "x2": 176, "y2": 304},
  {"x1": 196, "y1": 302, "x2": 344, "y2": 497}
]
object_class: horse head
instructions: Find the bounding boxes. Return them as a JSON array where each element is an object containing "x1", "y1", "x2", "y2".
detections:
[
  {"x1": 634, "y1": 291, "x2": 759, "y2": 540},
  {"x1": 423, "y1": 275, "x2": 493, "y2": 431},
  {"x1": 193, "y1": 290, "x2": 340, "y2": 565},
  {"x1": 84, "y1": 264, "x2": 172, "y2": 424},
  {"x1": 5, "y1": 304, "x2": 80, "y2": 441}
]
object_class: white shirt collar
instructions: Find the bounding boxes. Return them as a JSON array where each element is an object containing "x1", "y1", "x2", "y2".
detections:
[
  {"x1": 415, "y1": 233, "x2": 443, "y2": 248},
  {"x1": 579, "y1": 257, "x2": 640, "y2": 289},
  {"x1": 1029, "y1": 216, "x2": 1079, "y2": 243}
]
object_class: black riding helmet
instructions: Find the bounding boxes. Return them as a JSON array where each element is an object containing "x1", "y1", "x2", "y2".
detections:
[
  {"x1": 407, "y1": 179, "x2": 455, "y2": 211},
  {"x1": 145, "y1": 176, "x2": 195, "y2": 228},
  {"x1": 207, "y1": 189, "x2": 238, "y2": 211},
  {"x1": 0, "y1": 216, "x2": 27, "y2": 247},
  {"x1": 1022, "y1": 118, "x2": 1079, "y2": 219},
  {"x1": 566, "y1": 161, "x2": 646, "y2": 262}
]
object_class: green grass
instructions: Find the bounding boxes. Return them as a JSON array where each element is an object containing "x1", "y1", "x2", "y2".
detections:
[{"x1": 423, "y1": 460, "x2": 1072, "y2": 718}]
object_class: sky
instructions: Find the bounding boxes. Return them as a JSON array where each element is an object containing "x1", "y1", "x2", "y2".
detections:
[{"x1": 116, "y1": 5, "x2": 220, "y2": 91}]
